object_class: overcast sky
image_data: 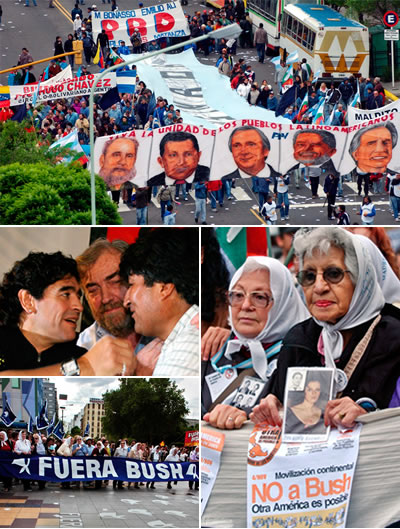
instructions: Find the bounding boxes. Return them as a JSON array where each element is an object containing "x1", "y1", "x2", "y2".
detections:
[{"x1": 52, "y1": 378, "x2": 199, "y2": 423}]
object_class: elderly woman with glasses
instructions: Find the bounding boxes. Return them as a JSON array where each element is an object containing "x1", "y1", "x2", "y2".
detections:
[
  {"x1": 202, "y1": 256, "x2": 309, "y2": 430},
  {"x1": 251, "y1": 227, "x2": 400, "y2": 430}
]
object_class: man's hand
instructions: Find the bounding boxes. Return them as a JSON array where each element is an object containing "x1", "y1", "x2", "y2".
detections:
[
  {"x1": 250, "y1": 394, "x2": 283, "y2": 426},
  {"x1": 135, "y1": 338, "x2": 163, "y2": 376},
  {"x1": 324, "y1": 397, "x2": 367, "y2": 429},
  {"x1": 201, "y1": 326, "x2": 231, "y2": 361},
  {"x1": 203, "y1": 404, "x2": 247, "y2": 430},
  {"x1": 81, "y1": 336, "x2": 136, "y2": 375}
]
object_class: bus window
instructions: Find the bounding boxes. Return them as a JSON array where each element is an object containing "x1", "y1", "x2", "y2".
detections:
[
  {"x1": 286, "y1": 15, "x2": 293, "y2": 36},
  {"x1": 248, "y1": 0, "x2": 278, "y2": 23},
  {"x1": 297, "y1": 22, "x2": 303, "y2": 43},
  {"x1": 292, "y1": 19, "x2": 298, "y2": 39},
  {"x1": 302, "y1": 26, "x2": 309, "y2": 48}
]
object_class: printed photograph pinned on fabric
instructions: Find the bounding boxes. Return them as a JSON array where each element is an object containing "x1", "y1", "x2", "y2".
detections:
[{"x1": 282, "y1": 367, "x2": 334, "y2": 443}]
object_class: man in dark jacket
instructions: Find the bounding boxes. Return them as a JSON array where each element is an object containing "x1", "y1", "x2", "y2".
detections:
[{"x1": 323, "y1": 173, "x2": 339, "y2": 220}]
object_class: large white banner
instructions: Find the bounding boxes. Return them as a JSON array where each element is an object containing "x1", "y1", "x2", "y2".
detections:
[
  {"x1": 92, "y1": 2, "x2": 190, "y2": 48},
  {"x1": 247, "y1": 423, "x2": 361, "y2": 528},
  {"x1": 93, "y1": 113, "x2": 400, "y2": 188},
  {"x1": 9, "y1": 73, "x2": 117, "y2": 106},
  {"x1": 347, "y1": 99, "x2": 400, "y2": 124}
]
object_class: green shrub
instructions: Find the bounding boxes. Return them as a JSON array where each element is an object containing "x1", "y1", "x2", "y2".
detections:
[{"x1": 0, "y1": 162, "x2": 121, "y2": 225}]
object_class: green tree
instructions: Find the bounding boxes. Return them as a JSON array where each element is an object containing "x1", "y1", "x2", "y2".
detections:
[
  {"x1": 0, "y1": 162, "x2": 121, "y2": 225},
  {"x1": 102, "y1": 379, "x2": 190, "y2": 445},
  {"x1": 70, "y1": 426, "x2": 81, "y2": 436},
  {"x1": 324, "y1": 0, "x2": 400, "y2": 24},
  {"x1": 0, "y1": 121, "x2": 56, "y2": 166}
]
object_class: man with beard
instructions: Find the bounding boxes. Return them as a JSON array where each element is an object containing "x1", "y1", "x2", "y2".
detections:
[
  {"x1": 0, "y1": 251, "x2": 135, "y2": 376},
  {"x1": 98, "y1": 137, "x2": 138, "y2": 188},
  {"x1": 76, "y1": 238, "x2": 162, "y2": 375},
  {"x1": 288, "y1": 130, "x2": 339, "y2": 198}
]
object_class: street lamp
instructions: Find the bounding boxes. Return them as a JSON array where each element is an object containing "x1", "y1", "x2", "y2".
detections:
[{"x1": 89, "y1": 23, "x2": 241, "y2": 225}]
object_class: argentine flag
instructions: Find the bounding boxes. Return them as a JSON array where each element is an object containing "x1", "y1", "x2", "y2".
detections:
[{"x1": 117, "y1": 70, "x2": 136, "y2": 94}]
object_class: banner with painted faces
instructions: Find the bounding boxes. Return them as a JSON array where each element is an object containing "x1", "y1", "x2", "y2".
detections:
[
  {"x1": 91, "y1": 1, "x2": 189, "y2": 48},
  {"x1": 339, "y1": 113, "x2": 400, "y2": 175},
  {"x1": 147, "y1": 124, "x2": 215, "y2": 187},
  {"x1": 210, "y1": 120, "x2": 281, "y2": 182},
  {"x1": 93, "y1": 113, "x2": 400, "y2": 188},
  {"x1": 93, "y1": 129, "x2": 153, "y2": 189}
]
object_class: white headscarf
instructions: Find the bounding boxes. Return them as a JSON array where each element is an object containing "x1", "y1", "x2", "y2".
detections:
[
  {"x1": 355, "y1": 234, "x2": 400, "y2": 304},
  {"x1": 0, "y1": 431, "x2": 8, "y2": 447},
  {"x1": 312, "y1": 233, "x2": 385, "y2": 371},
  {"x1": 225, "y1": 256, "x2": 310, "y2": 379}
]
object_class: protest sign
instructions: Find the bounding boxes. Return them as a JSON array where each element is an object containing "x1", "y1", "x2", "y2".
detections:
[
  {"x1": 0, "y1": 453, "x2": 198, "y2": 483},
  {"x1": 201, "y1": 428, "x2": 225, "y2": 516},
  {"x1": 9, "y1": 73, "x2": 117, "y2": 106},
  {"x1": 93, "y1": 128, "x2": 152, "y2": 188},
  {"x1": 92, "y1": 2, "x2": 189, "y2": 48},
  {"x1": 347, "y1": 98, "x2": 400, "y2": 124},
  {"x1": 184, "y1": 430, "x2": 199, "y2": 446},
  {"x1": 283, "y1": 367, "x2": 334, "y2": 443},
  {"x1": 147, "y1": 124, "x2": 215, "y2": 186},
  {"x1": 247, "y1": 423, "x2": 361, "y2": 528}
]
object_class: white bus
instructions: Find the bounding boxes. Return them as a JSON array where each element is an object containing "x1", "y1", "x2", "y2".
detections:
[
  {"x1": 247, "y1": 0, "x2": 322, "y2": 55},
  {"x1": 280, "y1": 4, "x2": 369, "y2": 80}
]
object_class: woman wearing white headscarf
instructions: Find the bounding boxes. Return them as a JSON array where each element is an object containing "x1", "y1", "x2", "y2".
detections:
[
  {"x1": 0, "y1": 431, "x2": 13, "y2": 492},
  {"x1": 251, "y1": 227, "x2": 400, "y2": 430},
  {"x1": 202, "y1": 256, "x2": 310, "y2": 430},
  {"x1": 14, "y1": 430, "x2": 33, "y2": 491},
  {"x1": 31, "y1": 433, "x2": 47, "y2": 490}
]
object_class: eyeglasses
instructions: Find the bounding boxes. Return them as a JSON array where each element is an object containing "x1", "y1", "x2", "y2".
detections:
[
  {"x1": 297, "y1": 267, "x2": 351, "y2": 287},
  {"x1": 227, "y1": 290, "x2": 273, "y2": 308}
]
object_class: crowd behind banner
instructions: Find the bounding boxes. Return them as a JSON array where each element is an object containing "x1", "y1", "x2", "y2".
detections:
[
  {"x1": 0, "y1": 429, "x2": 199, "y2": 493},
  {"x1": 93, "y1": 112, "x2": 400, "y2": 187}
]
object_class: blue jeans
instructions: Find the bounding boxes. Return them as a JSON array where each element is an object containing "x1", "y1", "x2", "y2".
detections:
[
  {"x1": 152, "y1": 186, "x2": 158, "y2": 198},
  {"x1": 258, "y1": 191, "x2": 269, "y2": 212},
  {"x1": 175, "y1": 183, "x2": 188, "y2": 200},
  {"x1": 210, "y1": 189, "x2": 223, "y2": 209},
  {"x1": 160, "y1": 200, "x2": 170, "y2": 219},
  {"x1": 277, "y1": 192, "x2": 289, "y2": 218},
  {"x1": 195, "y1": 198, "x2": 206, "y2": 223},
  {"x1": 390, "y1": 196, "x2": 400, "y2": 219},
  {"x1": 136, "y1": 206, "x2": 148, "y2": 225},
  {"x1": 223, "y1": 179, "x2": 232, "y2": 199},
  {"x1": 256, "y1": 43, "x2": 265, "y2": 63}
]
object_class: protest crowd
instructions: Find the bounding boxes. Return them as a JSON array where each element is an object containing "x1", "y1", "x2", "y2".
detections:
[
  {"x1": 0, "y1": 428, "x2": 199, "y2": 492},
  {"x1": 1, "y1": 0, "x2": 398, "y2": 226}
]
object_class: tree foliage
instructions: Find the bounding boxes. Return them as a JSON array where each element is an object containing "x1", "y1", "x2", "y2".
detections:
[
  {"x1": 0, "y1": 162, "x2": 121, "y2": 225},
  {"x1": 325, "y1": 0, "x2": 400, "y2": 24},
  {"x1": 102, "y1": 379, "x2": 190, "y2": 445},
  {"x1": 70, "y1": 426, "x2": 81, "y2": 437}
]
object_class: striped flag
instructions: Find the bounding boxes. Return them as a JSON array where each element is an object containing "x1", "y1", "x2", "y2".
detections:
[
  {"x1": 0, "y1": 87, "x2": 11, "y2": 108},
  {"x1": 49, "y1": 129, "x2": 88, "y2": 165},
  {"x1": 24, "y1": 70, "x2": 30, "y2": 85},
  {"x1": 325, "y1": 103, "x2": 337, "y2": 126},
  {"x1": 351, "y1": 81, "x2": 361, "y2": 107},
  {"x1": 41, "y1": 66, "x2": 50, "y2": 82},
  {"x1": 31, "y1": 78, "x2": 41, "y2": 108},
  {"x1": 281, "y1": 66, "x2": 293, "y2": 93},
  {"x1": 117, "y1": 70, "x2": 136, "y2": 94},
  {"x1": 109, "y1": 49, "x2": 124, "y2": 65},
  {"x1": 297, "y1": 92, "x2": 309, "y2": 120},
  {"x1": 93, "y1": 42, "x2": 104, "y2": 68},
  {"x1": 270, "y1": 56, "x2": 281, "y2": 69},
  {"x1": 312, "y1": 98, "x2": 325, "y2": 125},
  {"x1": 285, "y1": 51, "x2": 299, "y2": 64},
  {"x1": 215, "y1": 227, "x2": 269, "y2": 271},
  {"x1": 311, "y1": 69, "x2": 321, "y2": 84}
]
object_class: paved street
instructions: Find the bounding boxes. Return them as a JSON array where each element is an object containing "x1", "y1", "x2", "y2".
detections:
[
  {"x1": 0, "y1": 481, "x2": 199, "y2": 528},
  {"x1": 119, "y1": 178, "x2": 397, "y2": 225}
]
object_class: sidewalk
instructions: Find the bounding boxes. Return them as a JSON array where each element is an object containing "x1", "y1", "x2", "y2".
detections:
[{"x1": 0, "y1": 481, "x2": 199, "y2": 528}]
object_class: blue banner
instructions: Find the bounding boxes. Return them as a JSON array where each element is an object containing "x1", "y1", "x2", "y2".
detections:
[{"x1": 0, "y1": 453, "x2": 199, "y2": 483}]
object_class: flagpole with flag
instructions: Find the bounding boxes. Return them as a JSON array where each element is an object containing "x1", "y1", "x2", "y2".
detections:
[
  {"x1": 350, "y1": 80, "x2": 361, "y2": 108},
  {"x1": 297, "y1": 92, "x2": 309, "y2": 121},
  {"x1": 36, "y1": 401, "x2": 49, "y2": 430},
  {"x1": 0, "y1": 395, "x2": 17, "y2": 427},
  {"x1": 325, "y1": 102, "x2": 337, "y2": 126},
  {"x1": 52, "y1": 421, "x2": 65, "y2": 441},
  {"x1": 84, "y1": 421, "x2": 90, "y2": 437},
  {"x1": 281, "y1": 66, "x2": 294, "y2": 93},
  {"x1": 47, "y1": 413, "x2": 56, "y2": 436},
  {"x1": 28, "y1": 415, "x2": 35, "y2": 434},
  {"x1": 312, "y1": 98, "x2": 325, "y2": 125}
]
